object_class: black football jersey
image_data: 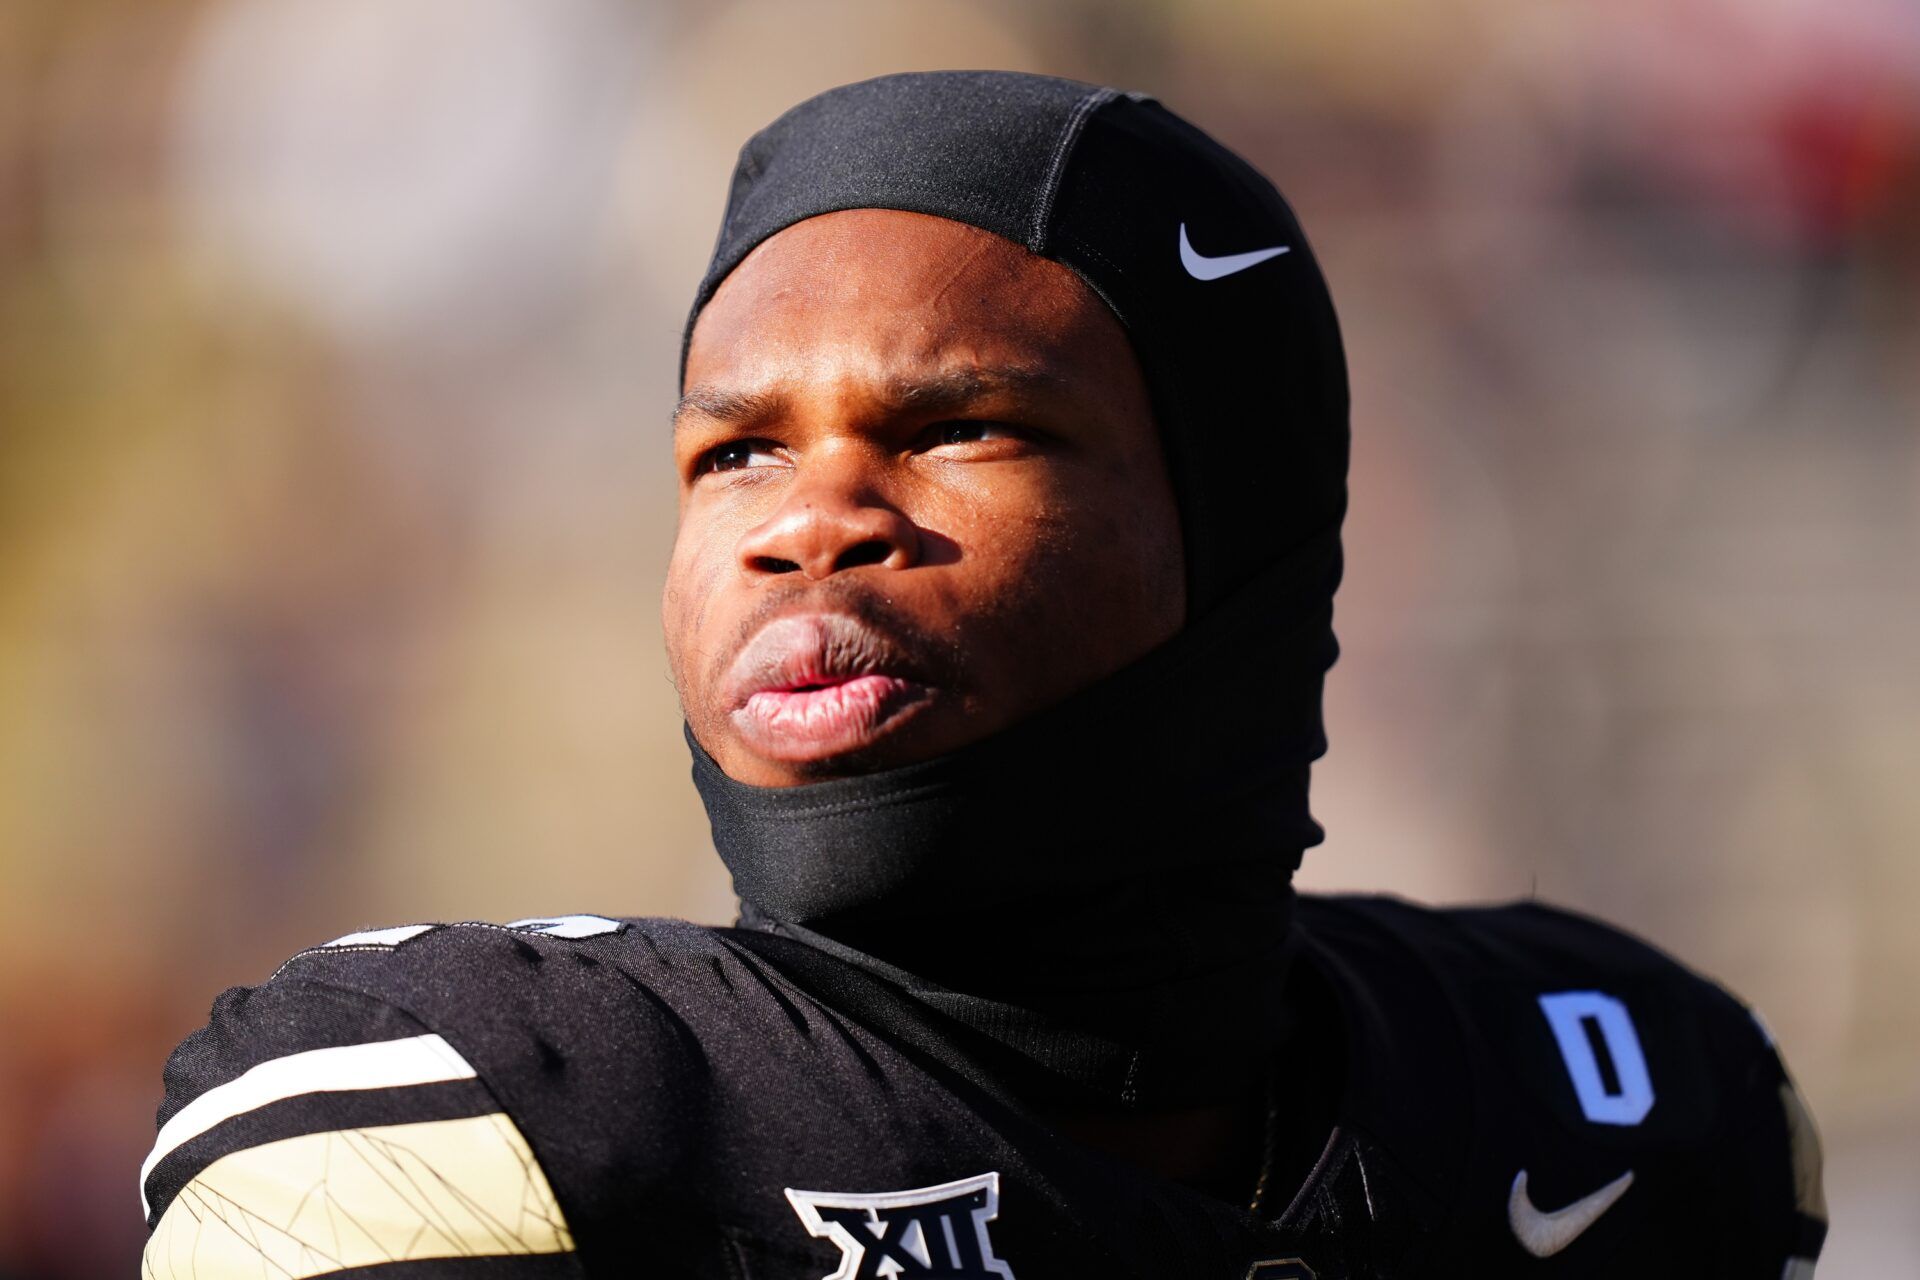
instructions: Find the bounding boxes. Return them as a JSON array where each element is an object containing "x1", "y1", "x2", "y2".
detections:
[{"x1": 140, "y1": 896, "x2": 1826, "y2": 1279}]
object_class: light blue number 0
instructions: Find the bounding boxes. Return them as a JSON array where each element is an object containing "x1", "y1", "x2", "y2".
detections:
[{"x1": 1538, "y1": 991, "x2": 1655, "y2": 1125}]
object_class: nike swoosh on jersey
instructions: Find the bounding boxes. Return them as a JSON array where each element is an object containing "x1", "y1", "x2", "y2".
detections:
[
  {"x1": 1177, "y1": 222, "x2": 1290, "y2": 280},
  {"x1": 1508, "y1": 1168, "x2": 1634, "y2": 1257}
]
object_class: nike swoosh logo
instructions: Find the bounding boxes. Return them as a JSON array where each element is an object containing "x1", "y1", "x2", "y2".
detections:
[
  {"x1": 1508, "y1": 1168, "x2": 1634, "y2": 1258},
  {"x1": 1178, "y1": 222, "x2": 1290, "y2": 280}
]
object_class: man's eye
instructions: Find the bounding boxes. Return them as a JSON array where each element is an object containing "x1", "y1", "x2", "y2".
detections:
[
  {"x1": 699, "y1": 440, "x2": 782, "y2": 474},
  {"x1": 931, "y1": 420, "x2": 1020, "y2": 447}
]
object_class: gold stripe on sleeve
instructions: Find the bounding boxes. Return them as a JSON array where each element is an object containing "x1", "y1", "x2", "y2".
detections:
[{"x1": 141, "y1": 1113, "x2": 573, "y2": 1280}]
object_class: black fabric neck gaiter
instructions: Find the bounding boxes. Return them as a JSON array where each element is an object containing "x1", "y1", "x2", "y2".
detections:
[
  {"x1": 681, "y1": 72, "x2": 1351, "y2": 1111},
  {"x1": 693, "y1": 537, "x2": 1339, "y2": 1108}
]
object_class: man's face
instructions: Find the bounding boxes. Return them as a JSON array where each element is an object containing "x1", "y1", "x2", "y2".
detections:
[{"x1": 666, "y1": 208, "x2": 1185, "y2": 787}]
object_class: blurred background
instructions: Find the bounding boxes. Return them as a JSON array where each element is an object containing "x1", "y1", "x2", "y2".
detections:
[{"x1": 1, "y1": 0, "x2": 1915, "y2": 1273}]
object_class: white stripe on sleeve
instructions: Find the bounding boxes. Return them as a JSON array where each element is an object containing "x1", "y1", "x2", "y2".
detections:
[{"x1": 139, "y1": 1032, "x2": 476, "y2": 1217}]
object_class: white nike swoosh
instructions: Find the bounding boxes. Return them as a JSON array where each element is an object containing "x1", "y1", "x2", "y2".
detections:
[
  {"x1": 1508, "y1": 1168, "x2": 1634, "y2": 1258},
  {"x1": 1178, "y1": 222, "x2": 1290, "y2": 280}
]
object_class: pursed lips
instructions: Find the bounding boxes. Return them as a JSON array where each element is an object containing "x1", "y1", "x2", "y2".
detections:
[{"x1": 722, "y1": 613, "x2": 936, "y2": 761}]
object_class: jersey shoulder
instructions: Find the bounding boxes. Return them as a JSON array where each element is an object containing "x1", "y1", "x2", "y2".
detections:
[
  {"x1": 1299, "y1": 892, "x2": 1785, "y2": 1095},
  {"x1": 141, "y1": 913, "x2": 816, "y2": 1279},
  {"x1": 1302, "y1": 891, "x2": 1739, "y2": 994},
  {"x1": 1297, "y1": 893, "x2": 1827, "y2": 1272}
]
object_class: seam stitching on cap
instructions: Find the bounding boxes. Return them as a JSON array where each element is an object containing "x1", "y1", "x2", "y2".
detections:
[
  {"x1": 1056, "y1": 233, "x2": 1128, "y2": 281},
  {"x1": 1030, "y1": 86, "x2": 1119, "y2": 253}
]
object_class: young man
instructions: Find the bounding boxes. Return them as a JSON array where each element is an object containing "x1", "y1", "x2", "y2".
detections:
[{"x1": 140, "y1": 72, "x2": 1826, "y2": 1279}]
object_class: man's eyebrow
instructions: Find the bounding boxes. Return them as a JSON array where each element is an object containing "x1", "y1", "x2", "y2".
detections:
[
  {"x1": 673, "y1": 385, "x2": 782, "y2": 431},
  {"x1": 674, "y1": 365, "x2": 1065, "y2": 431},
  {"x1": 883, "y1": 365, "x2": 1065, "y2": 413}
]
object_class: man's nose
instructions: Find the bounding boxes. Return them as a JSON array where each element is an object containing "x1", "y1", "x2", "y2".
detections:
[{"x1": 735, "y1": 466, "x2": 921, "y2": 580}]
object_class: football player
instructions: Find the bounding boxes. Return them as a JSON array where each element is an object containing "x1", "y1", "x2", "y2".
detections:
[{"x1": 140, "y1": 72, "x2": 1827, "y2": 1279}]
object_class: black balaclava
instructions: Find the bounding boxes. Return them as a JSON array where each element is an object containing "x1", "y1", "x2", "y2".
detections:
[{"x1": 681, "y1": 71, "x2": 1349, "y2": 1110}]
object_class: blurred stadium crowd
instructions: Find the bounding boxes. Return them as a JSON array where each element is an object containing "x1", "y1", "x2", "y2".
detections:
[{"x1": 1, "y1": 0, "x2": 1916, "y2": 1274}]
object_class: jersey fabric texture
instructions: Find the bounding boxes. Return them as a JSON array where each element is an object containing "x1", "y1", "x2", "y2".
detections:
[{"x1": 142, "y1": 897, "x2": 1825, "y2": 1280}]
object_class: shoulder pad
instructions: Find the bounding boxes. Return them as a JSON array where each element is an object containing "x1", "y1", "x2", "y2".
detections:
[
  {"x1": 143, "y1": 972, "x2": 580, "y2": 1277},
  {"x1": 1302, "y1": 895, "x2": 1828, "y2": 1269},
  {"x1": 141, "y1": 913, "x2": 729, "y2": 1277}
]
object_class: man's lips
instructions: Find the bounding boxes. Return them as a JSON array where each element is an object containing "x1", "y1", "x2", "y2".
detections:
[
  {"x1": 737, "y1": 673, "x2": 931, "y2": 759},
  {"x1": 722, "y1": 613, "x2": 936, "y2": 762}
]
